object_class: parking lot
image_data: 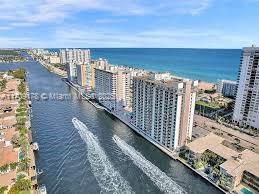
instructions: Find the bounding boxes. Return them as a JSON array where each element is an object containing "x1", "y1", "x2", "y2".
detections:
[{"x1": 193, "y1": 115, "x2": 259, "y2": 153}]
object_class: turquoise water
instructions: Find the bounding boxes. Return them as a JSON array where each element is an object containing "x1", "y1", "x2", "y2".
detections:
[
  {"x1": 90, "y1": 48, "x2": 241, "y2": 83},
  {"x1": 241, "y1": 187, "x2": 253, "y2": 194},
  {"x1": 50, "y1": 48, "x2": 241, "y2": 83}
]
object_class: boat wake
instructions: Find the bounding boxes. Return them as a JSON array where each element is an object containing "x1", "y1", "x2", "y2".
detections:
[
  {"x1": 112, "y1": 135, "x2": 186, "y2": 194},
  {"x1": 72, "y1": 118, "x2": 133, "y2": 194}
]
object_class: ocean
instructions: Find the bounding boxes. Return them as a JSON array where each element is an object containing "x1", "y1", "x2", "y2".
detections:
[{"x1": 50, "y1": 48, "x2": 241, "y2": 83}]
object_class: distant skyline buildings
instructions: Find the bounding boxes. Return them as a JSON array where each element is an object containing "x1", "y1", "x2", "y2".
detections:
[{"x1": 60, "y1": 49, "x2": 90, "y2": 64}]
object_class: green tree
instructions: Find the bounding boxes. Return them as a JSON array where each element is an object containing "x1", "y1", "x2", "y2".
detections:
[
  {"x1": 18, "y1": 158, "x2": 30, "y2": 172},
  {"x1": 0, "y1": 79, "x2": 7, "y2": 91},
  {"x1": 0, "y1": 186, "x2": 8, "y2": 194},
  {"x1": 12, "y1": 68, "x2": 26, "y2": 80},
  {"x1": 8, "y1": 178, "x2": 31, "y2": 194},
  {"x1": 11, "y1": 134, "x2": 20, "y2": 147},
  {"x1": 18, "y1": 82, "x2": 26, "y2": 94},
  {"x1": 10, "y1": 162, "x2": 18, "y2": 171},
  {"x1": 0, "y1": 164, "x2": 9, "y2": 173}
]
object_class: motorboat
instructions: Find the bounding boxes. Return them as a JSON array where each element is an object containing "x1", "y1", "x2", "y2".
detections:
[{"x1": 32, "y1": 142, "x2": 39, "y2": 151}]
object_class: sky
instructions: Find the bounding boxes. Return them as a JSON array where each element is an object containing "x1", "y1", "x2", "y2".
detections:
[{"x1": 0, "y1": 0, "x2": 258, "y2": 48}]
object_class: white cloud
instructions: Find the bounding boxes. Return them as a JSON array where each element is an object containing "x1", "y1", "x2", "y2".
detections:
[
  {"x1": 53, "y1": 26, "x2": 256, "y2": 48},
  {"x1": 94, "y1": 18, "x2": 128, "y2": 24},
  {"x1": 0, "y1": 26, "x2": 256, "y2": 48},
  {"x1": 0, "y1": 0, "x2": 213, "y2": 26},
  {"x1": 0, "y1": 26, "x2": 11, "y2": 30},
  {"x1": 155, "y1": 0, "x2": 213, "y2": 15},
  {"x1": 0, "y1": 36, "x2": 43, "y2": 48}
]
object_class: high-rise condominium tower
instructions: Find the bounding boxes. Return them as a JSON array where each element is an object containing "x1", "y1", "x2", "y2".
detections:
[
  {"x1": 76, "y1": 64, "x2": 87, "y2": 87},
  {"x1": 233, "y1": 46, "x2": 259, "y2": 129},
  {"x1": 94, "y1": 67, "x2": 132, "y2": 110},
  {"x1": 132, "y1": 75, "x2": 198, "y2": 150},
  {"x1": 60, "y1": 49, "x2": 90, "y2": 64}
]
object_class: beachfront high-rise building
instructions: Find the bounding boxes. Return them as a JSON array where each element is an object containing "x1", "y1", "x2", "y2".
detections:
[
  {"x1": 66, "y1": 62, "x2": 77, "y2": 82},
  {"x1": 233, "y1": 46, "x2": 259, "y2": 129},
  {"x1": 76, "y1": 64, "x2": 87, "y2": 87},
  {"x1": 94, "y1": 66, "x2": 146, "y2": 111},
  {"x1": 90, "y1": 62, "x2": 96, "y2": 89},
  {"x1": 132, "y1": 75, "x2": 198, "y2": 150},
  {"x1": 90, "y1": 58, "x2": 109, "y2": 89},
  {"x1": 60, "y1": 49, "x2": 90, "y2": 64},
  {"x1": 95, "y1": 68, "x2": 118, "y2": 110},
  {"x1": 217, "y1": 79, "x2": 237, "y2": 97},
  {"x1": 92, "y1": 58, "x2": 109, "y2": 70},
  {"x1": 49, "y1": 55, "x2": 60, "y2": 64}
]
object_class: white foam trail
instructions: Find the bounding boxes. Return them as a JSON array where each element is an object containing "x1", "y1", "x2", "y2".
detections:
[
  {"x1": 72, "y1": 118, "x2": 133, "y2": 194},
  {"x1": 113, "y1": 135, "x2": 186, "y2": 194}
]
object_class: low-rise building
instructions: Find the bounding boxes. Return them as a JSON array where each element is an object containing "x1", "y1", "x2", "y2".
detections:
[{"x1": 185, "y1": 133, "x2": 259, "y2": 192}]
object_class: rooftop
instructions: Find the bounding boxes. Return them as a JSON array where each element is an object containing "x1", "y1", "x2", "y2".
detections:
[
  {"x1": 219, "y1": 79, "x2": 237, "y2": 84},
  {"x1": 0, "y1": 116, "x2": 17, "y2": 129},
  {"x1": 134, "y1": 75, "x2": 198, "y2": 89},
  {"x1": 2, "y1": 127, "x2": 17, "y2": 141},
  {"x1": 187, "y1": 133, "x2": 237, "y2": 160},
  {"x1": 0, "y1": 146, "x2": 18, "y2": 166},
  {"x1": 0, "y1": 170, "x2": 16, "y2": 187},
  {"x1": 187, "y1": 133, "x2": 259, "y2": 178}
]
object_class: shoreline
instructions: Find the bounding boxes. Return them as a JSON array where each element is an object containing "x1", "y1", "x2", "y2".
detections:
[
  {"x1": 0, "y1": 70, "x2": 38, "y2": 193},
  {"x1": 30, "y1": 56, "x2": 219, "y2": 90},
  {"x1": 37, "y1": 59, "x2": 66, "y2": 77}
]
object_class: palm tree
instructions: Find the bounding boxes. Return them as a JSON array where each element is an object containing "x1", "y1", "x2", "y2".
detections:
[{"x1": 19, "y1": 157, "x2": 31, "y2": 172}]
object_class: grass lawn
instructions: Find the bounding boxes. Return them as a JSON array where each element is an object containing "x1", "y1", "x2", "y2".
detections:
[
  {"x1": 0, "y1": 50, "x2": 19, "y2": 56},
  {"x1": 196, "y1": 100, "x2": 221, "y2": 109}
]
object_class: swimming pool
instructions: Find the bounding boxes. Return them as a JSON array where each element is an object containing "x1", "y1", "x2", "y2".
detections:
[{"x1": 240, "y1": 187, "x2": 253, "y2": 194}]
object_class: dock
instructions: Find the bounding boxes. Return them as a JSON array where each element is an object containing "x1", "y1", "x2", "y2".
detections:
[{"x1": 64, "y1": 80, "x2": 106, "y2": 110}]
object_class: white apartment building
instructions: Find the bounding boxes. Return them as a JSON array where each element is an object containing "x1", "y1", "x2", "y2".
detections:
[
  {"x1": 91, "y1": 58, "x2": 109, "y2": 70},
  {"x1": 76, "y1": 64, "x2": 87, "y2": 87},
  {"x1": 95, "y1": 68, "x2": 118, "y2": 110},
  {"x1": 48, "y1": 55, "x2": 60, "y2": 64},
  {"x1": 217, "y1": 79, "x2": 237, "y2": 97},
  {"x1": 233, "y1": 46, "x2": 259, "y2": 129},
  {"x1": 60, "y1": 49, "x2": 90, "y2": 64},
  {"x1": 94, "y1": 66, "x2": 144, "y2": 111},
  {"x1": 66, "y1": 62, "x2": 77, "y2": 82},
  {"x1": 132, "y1": 75, "x2": 198, "y2": 150}
]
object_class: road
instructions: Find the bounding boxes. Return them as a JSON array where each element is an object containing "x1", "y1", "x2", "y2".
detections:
[{"x1": 193, "y1": 114, "x2": 259, "y2": 153}]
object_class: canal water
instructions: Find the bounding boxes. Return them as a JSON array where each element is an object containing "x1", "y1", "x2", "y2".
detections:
[{"x1": 0, "y1": 59, "x2": 223, "y2": 194}]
